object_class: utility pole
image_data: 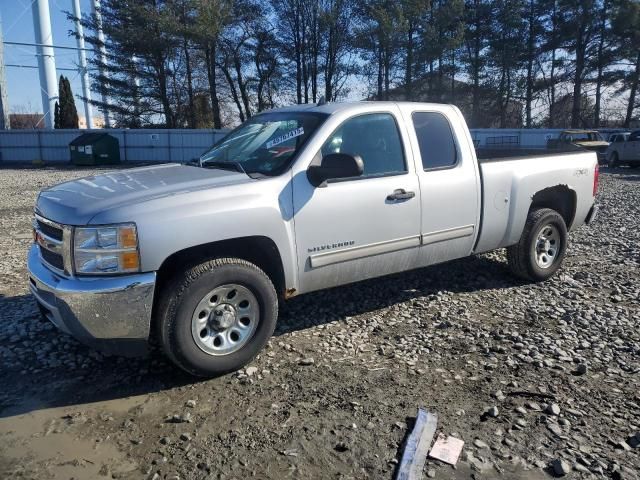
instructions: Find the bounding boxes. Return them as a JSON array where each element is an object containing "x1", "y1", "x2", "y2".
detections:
[
  {"x1": 31, "y1": 0, "x2": 58, "y2": 129},
  {"x1": 0, "y1": 12, "x2": 10, "y2": 130},
  {"x1": 72, "y1": 0, "x2": 93, "y2": 129},
  {"x1": 92, "y1": 0, "x2": 111, "y2": 128}
]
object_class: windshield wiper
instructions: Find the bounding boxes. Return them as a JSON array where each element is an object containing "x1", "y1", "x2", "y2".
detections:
[{"x1": 201, "y1": 160, "x2": 247, "y2": 175}]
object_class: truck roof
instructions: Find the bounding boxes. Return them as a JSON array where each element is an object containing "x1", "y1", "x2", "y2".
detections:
[
  {"x1": 562, "y1": 129, "x2": 598, "y2": 134},
  {"x1": 265, "y1": 101, "x2": 456, "y2": 115}
]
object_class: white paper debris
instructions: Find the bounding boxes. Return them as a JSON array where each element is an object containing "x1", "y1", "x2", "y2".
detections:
[{"x1": 428, "y1": 434, "x2": 464, "y2": 465}]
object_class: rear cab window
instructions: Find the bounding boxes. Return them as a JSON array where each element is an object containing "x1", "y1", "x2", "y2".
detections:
[{"x1": 412, "y1": 112, "x2": 458, "y2": 170}]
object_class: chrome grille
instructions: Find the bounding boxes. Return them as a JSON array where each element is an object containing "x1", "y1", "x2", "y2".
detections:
[
  {"x1": 35, "y1": 218, "x2": 62, "y2": 241},
  {"x1": 41, "y1": 247, "x2": 65, "y2": 270},
  {"x1": 33, "y1": 213, "x2": 72, "y2": 275}
]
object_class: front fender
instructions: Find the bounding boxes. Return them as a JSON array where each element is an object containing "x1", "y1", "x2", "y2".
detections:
[{"x1": 89, "y1": 174, "x2": 298, "y2": 292}]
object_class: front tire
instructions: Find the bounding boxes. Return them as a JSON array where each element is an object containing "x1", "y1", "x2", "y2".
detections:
[
  {"x1": 507, "y1": 208, "x2": 568, "y2": 282},
  {"x1": 158, "y1": 258, "x2": 278, "y2": 377}
]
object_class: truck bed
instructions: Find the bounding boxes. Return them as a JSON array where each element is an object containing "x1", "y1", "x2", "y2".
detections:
[
  {"x1": 473, "y1": 148, "x2": 597, "y2": 254},
  {"x1": 475, "y1": 146, "x2": 585, "y2": 162}
]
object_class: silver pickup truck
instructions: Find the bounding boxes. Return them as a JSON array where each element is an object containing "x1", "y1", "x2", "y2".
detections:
[{"x1": 28, "y1": 102, "x2": 599, "y2": 376}]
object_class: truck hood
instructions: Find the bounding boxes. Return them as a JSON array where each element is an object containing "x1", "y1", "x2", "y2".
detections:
[
  {"x1": 35, "y1": 163, "x2": 252, "y2": 225},
  {"x1": 574, "y1": 141, "x2": 609, "y2": 149}
]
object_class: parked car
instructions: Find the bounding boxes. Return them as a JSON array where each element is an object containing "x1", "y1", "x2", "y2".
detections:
[
  {"x1": 547, "y1": 130, "x2": 610, "y2": 164},
  {"x1": 28, "y1": 102, "x2": 599, "y2": 377},
  {"x1": 607, "y1": 131, "x2": 640, "y2": 167},
  {"x1": 607, "y1": 132, "x2": 630, "y2": 143}
]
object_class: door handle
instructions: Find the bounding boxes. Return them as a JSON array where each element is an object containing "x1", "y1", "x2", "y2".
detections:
[{"x1": 387, "y1": 189, "x2": 415, "y2": 201}]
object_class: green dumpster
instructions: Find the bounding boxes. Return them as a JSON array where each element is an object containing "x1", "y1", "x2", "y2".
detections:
[{"x1": 69, "y1": 133, "x2": 120, "y2": 166}]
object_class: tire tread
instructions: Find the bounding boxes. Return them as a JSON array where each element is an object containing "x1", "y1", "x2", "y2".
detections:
[
  {"x1": 157, "y1": 257, "x2": 277, "y2": 377},
  {"x1": 507, "y1": 208, "x2": 565, "y2": 282}
]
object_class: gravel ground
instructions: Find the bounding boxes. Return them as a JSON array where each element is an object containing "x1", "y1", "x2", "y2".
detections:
[{"x1": 0, "y1": 165, "x2": 638, "y2": 480}]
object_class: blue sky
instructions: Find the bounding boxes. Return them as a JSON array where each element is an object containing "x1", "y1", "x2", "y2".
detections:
[{"x1": 1, "y1": 0, "x2": 93, "y2": 115}]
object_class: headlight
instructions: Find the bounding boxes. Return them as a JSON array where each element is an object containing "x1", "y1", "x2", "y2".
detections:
[{"x1": 73, "y1": 223, "x2": 140, "y2": 275}]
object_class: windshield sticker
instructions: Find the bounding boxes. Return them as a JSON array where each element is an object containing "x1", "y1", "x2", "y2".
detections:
[{"x1": 266, "y1": 127, "x2": 304, "y2": 149}]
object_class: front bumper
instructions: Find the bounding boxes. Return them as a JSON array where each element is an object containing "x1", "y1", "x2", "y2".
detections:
[{"x1": 27, "y1": 244, "x2": 156, "y2": 356}]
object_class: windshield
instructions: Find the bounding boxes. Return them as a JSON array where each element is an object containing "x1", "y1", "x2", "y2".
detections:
[
  {"x1": 200, "y1": 112, "x2": 328, "y2": 176},
  {"x1": 566, "y1": 132, "x2": 603, "y2": 142}
]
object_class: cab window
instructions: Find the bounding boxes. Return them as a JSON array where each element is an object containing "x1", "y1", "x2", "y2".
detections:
[
  {"x1": 412, "y1": 112, "x2": 457, "y2": 170},
  {"x1": 320, "y1": 113, "x2": 406, "y2": 178}
]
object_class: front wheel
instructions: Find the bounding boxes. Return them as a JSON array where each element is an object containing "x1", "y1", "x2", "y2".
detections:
[
  {"x1": 507, "y1": 208, "x2": 568, "y2": 282},
  {"x1": 158, "y1": 258, "x2": 278, "y2": 377}
]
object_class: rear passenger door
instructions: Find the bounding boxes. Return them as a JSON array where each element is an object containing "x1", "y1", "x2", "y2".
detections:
[{"x1": 399, "y1": 106, "x2": 481, "y2": 267}]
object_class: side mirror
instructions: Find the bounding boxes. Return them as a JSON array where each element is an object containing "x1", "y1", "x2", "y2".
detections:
[{"x1": 307, "y1": 153, "x2": 364, "y2": 187}]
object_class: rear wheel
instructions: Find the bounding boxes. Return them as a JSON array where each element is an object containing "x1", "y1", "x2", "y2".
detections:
[
  {"x1": 507, "y1": 208, "x2": 568, "y2": 282},
  {"x1": 609, "y1": 152, "x2": 619, "y2": 168},
  {"x1": 158, "y1": 258, "x2": 278, "y2": 377}
]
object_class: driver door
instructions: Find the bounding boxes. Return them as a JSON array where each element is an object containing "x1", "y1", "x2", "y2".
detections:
[{"x1": 291, "y1": 109, "x2": 421, "y2": 294}]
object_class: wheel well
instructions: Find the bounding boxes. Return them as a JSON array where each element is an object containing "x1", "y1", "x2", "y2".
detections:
[
  {"x1": 530, "y1": 186, "x2": 577, "y2": 228},
  {"x1": 155, "y1": 236, "x2": 286, "y2": 297}
]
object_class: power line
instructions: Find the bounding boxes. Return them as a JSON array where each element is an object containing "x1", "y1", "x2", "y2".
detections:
[
  {"x1": 6, "y1": 63, "x2": 80, "y2": 72},
  {"x1": 3, "y1": 41, "x2": 92, "y2": 52}
]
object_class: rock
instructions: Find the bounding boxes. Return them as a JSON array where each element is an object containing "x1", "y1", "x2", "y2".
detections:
[
  {"x1": 546, "y1": 403, "x2": 561, "y2": 416},
  {"x1": 525, "y1": 401, "x2": 541, "y2": 411},
  {"x1": 334, "y1": 442, "x2": 349, "y2": 452},
  {"x1": 615, "y1": 439, "x2": 632, "y2": 451},
  {"x1": 466, "y1": 451, "x2": 491, "y2": 472},
  {"x1": 491, "y1": 390, "x2": 506, "y2": 402},
  {"x1": 550, "y1": 458, "x2": 571, "y2": 476},
  {"x1": 185, "y1": 399, "x2": 196, "y2": 408},
  {"x1": 547, "y1": 423, "x2": 564, "y2": 438},
  {"x1": 299, "y1": 358, "x2": 315, "y2": 366},
  {"x1": 245, "y1": 366, "x2": 258, "y2": 376},
  {"x1": 513, "y1": 418, "x2": 528, "y2": 429},
  {"x1": 426, "y1": 469, "x2": 436, "y2": 478},
  {"x1": 487, "y1": 406, "x2": 500, "y2": 417},
  {"x1": 473, "y1": 439, "x2": 489, "y2": 449},
  {"x1": 159, "y1": 436, "x2": 171, "y2": 445},
  {"x1": 180, "y1": 433, "x2": 192, "y2": 442},
  {"x1": 573, "y1": 463, "x2": 589, "y2": 473},
  {"x1": 575, "y1": 364, "x2": 588, "y2": 375}
]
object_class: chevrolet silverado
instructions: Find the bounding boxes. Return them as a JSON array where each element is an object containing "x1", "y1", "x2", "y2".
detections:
[{"x1": 28, "y1": 102, "x2": 599, "y2": 376}]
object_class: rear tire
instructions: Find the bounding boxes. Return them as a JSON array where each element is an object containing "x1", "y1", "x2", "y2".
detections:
[
  {"x1": 609, "y1": 152, "x2": 619, "y2": 168},
  {"x1": 158, "y1": 257, "x2": 278, "y2": 377},
  {"x1": 507, "y1": 208, "x2": 568, "y2": 282}
]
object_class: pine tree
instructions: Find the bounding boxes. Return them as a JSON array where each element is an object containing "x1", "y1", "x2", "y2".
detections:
[
  {"x1": 612, "y1": 0, "x2": 640, "y2": 127},
  {"x1": 55, "y1": 75, "x2": 79, "y2": 129},
  {"x1": 54, "y1": 101, "x2": 60, "y2": 129}
]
